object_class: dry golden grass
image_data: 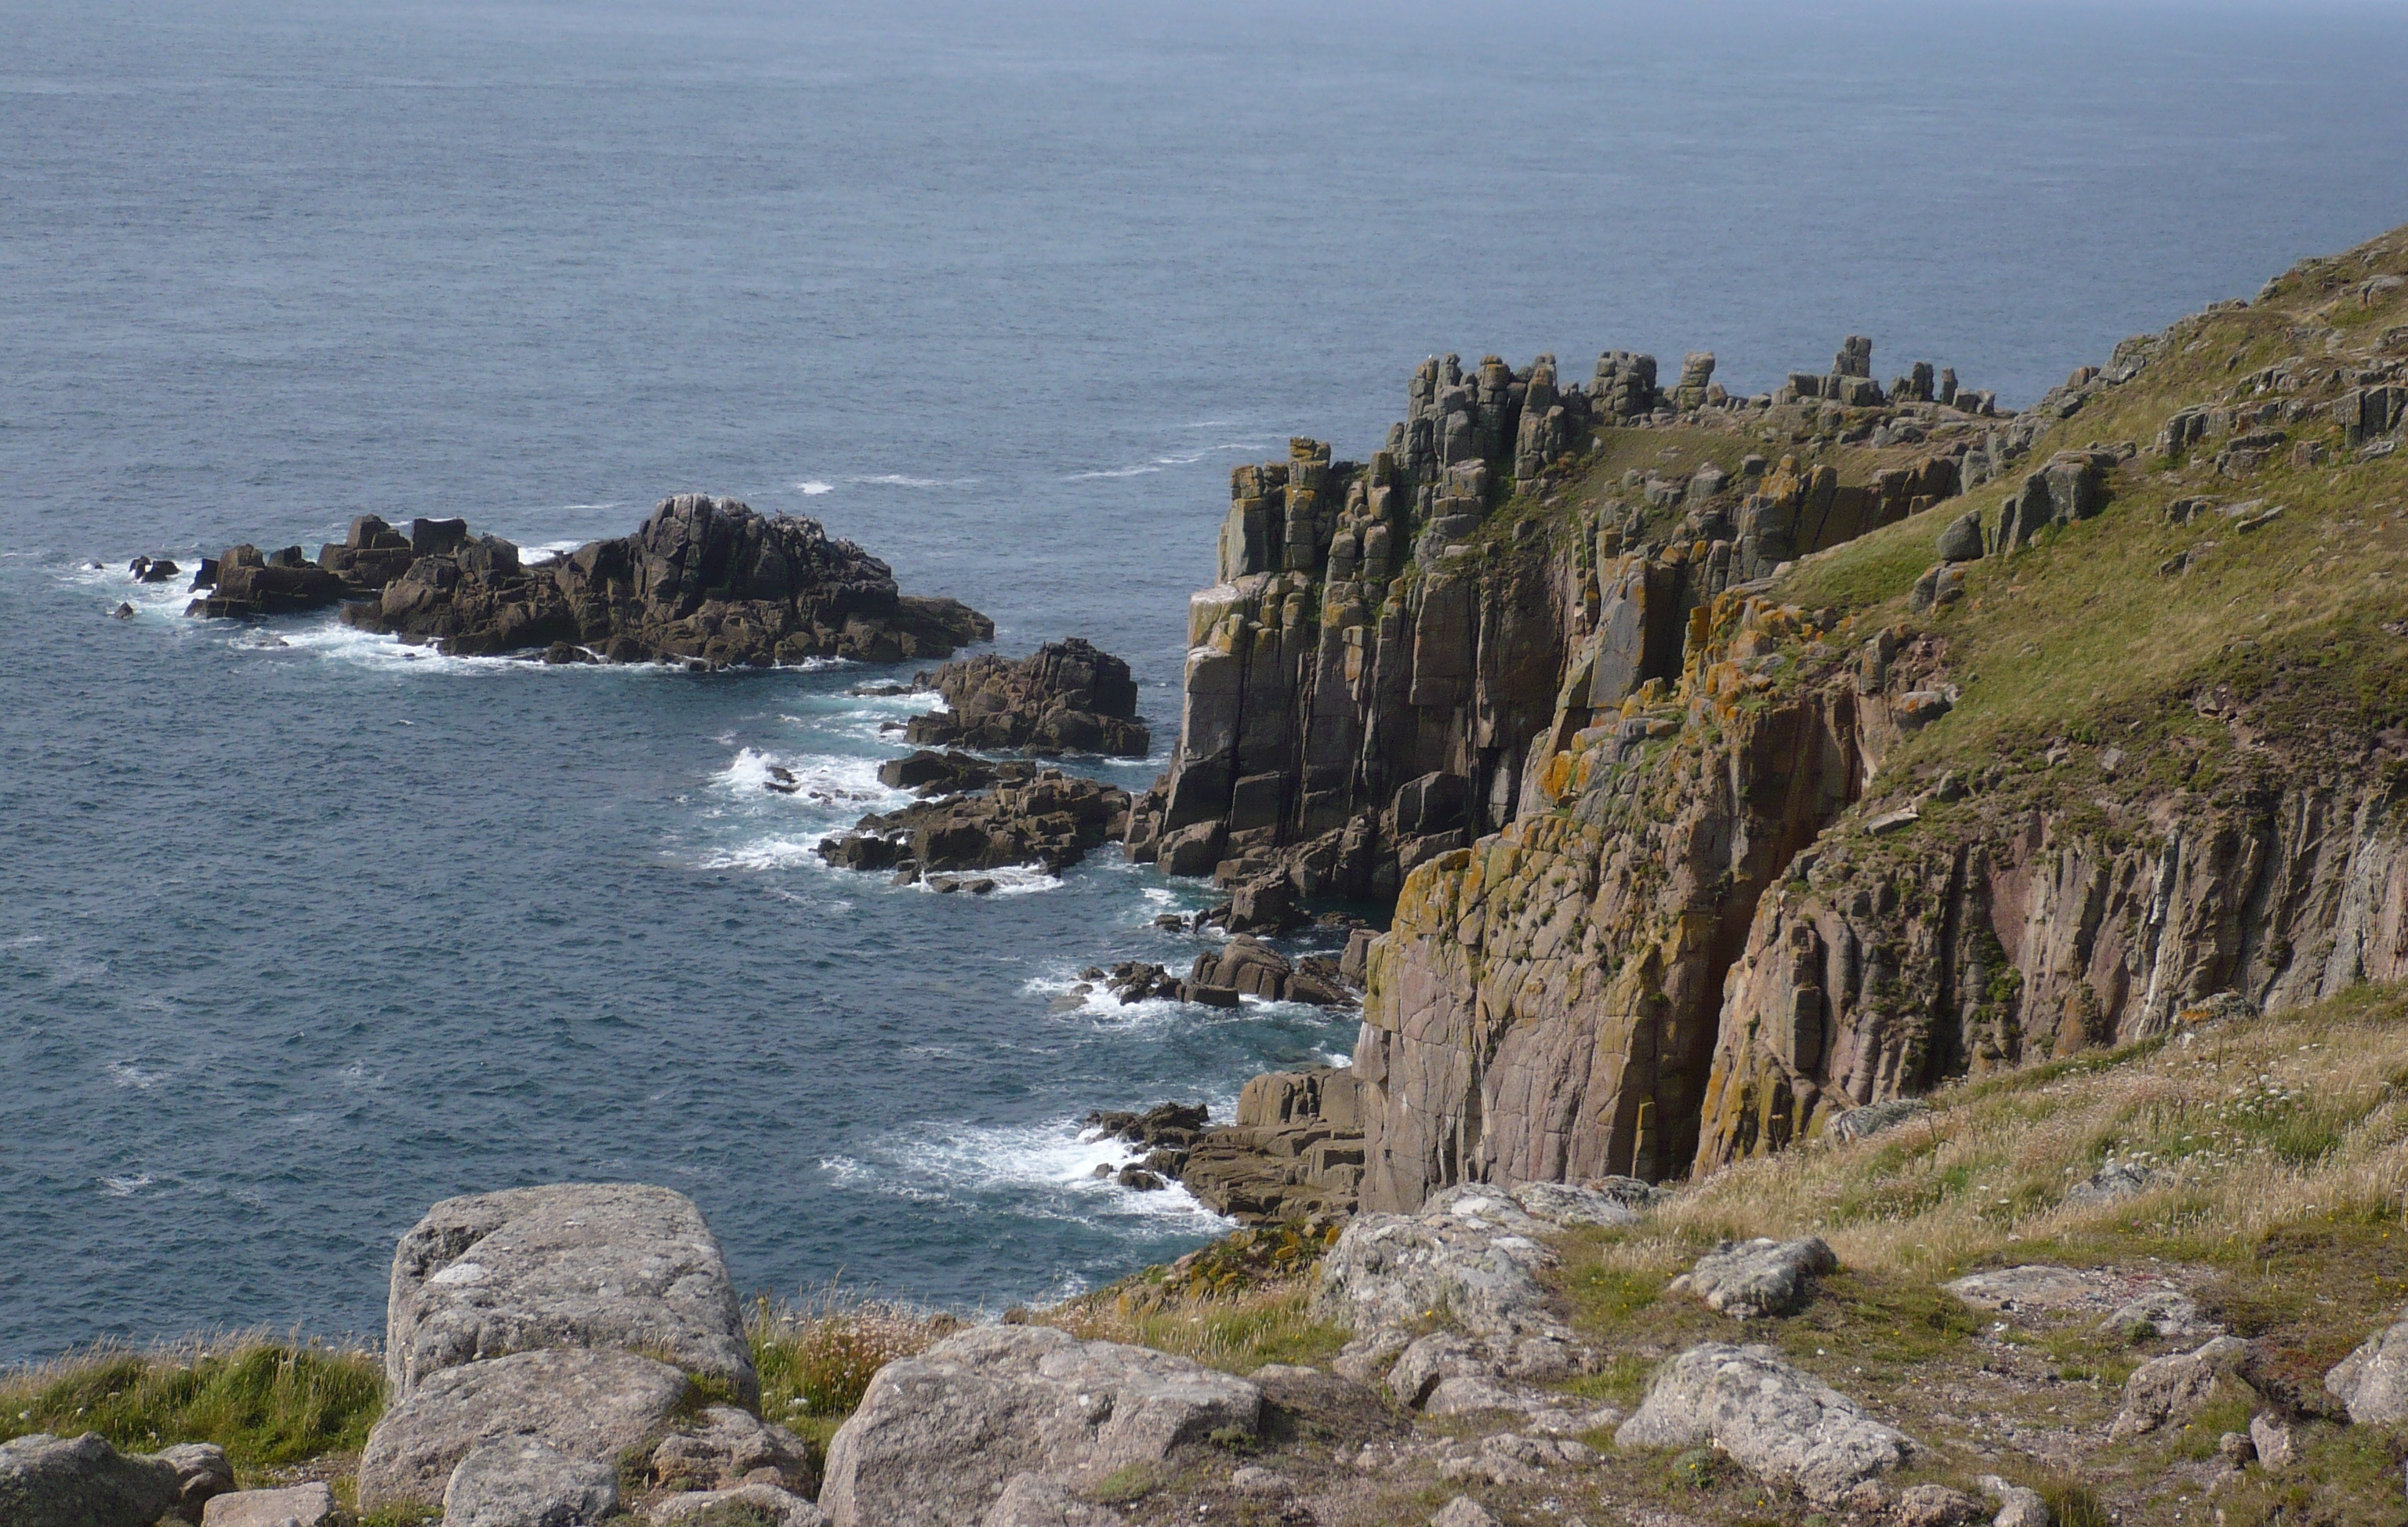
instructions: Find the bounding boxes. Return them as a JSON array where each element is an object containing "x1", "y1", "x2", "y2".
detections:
[
  {"x1": 1043, "y1": 1278, "x2": 1347, "y2": 1376},
  {"x1": 747, "y1": 1286, "x2": 963, "y2": 1449}
]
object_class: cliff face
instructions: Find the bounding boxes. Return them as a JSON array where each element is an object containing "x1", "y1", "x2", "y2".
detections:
[{"x1": 1155, "y1": 224, "x2": 2408, "y2": 1210}]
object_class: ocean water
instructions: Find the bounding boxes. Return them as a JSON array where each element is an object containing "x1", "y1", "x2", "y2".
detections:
[{"x1": 5, "y1": 0, "x2": 2408, "y2": 1362}]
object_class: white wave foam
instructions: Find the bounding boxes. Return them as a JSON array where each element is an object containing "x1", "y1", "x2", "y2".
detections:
[
  {"x1": 847, "y1": 473, "x2": 978, "y2": 489},
  {"x1": 107, "y1": 1061, "x2": 165, "y2": 1091},
  {"x1": 915, "y1": 865, "x2": 1062, "y2": 896},
  {"x1": 821, "y1": 1119, "x2": 1233, "y2": 1233},
  {"x1": 796, "y1": 481, "x2": 836, "y2": 496},
  {"x1": 100, "y1": 1173, "x2": 154, "y2": 1197}
]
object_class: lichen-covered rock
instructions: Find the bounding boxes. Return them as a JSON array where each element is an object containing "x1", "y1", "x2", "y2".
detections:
[
  {"x1": 818, "y1": 1325, "x2": 1260, "y2": 1527},
  {"x1": 2109, "y1": 1336, "x2": 2252, "y2": 1438},
  {"x1": 1616, "y1": 1343, "x2": 1913, "y2": 1503},
  {"x1": 383, "y1": 1181, "x2": 754, "y2": 1403},
  {"x1": 357, "y1": 1347, "x2": 690, "y2": 1510},
  {"x1": 332, "y1": 495, "x2": 991, "y2": 665},
  {"x1": 906, "y1": 639, "x2": 1149, "y2": 756},
  {"x1": 1672, "y1": 1236, "x2": 1836, "y2": 1318},
  {"x1": 2326, "y1": 1315, "x2": 2408, "y2": 1424},
  {"x1": 441, "y1": 1438, "x2": 618, "y2": 1527},
  {"x1": 1314, "y1": 1187, "x2": 1568, "y2": 1340},
  {"x1": 0, "y1": 1433, "x2": 182, "y2": 1527}
]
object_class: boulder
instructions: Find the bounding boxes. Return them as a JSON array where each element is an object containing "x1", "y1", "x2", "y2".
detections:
[
  {"x1": 2250, "y1": 1411, "x2": 2295, "y2": 1471},
  {"x1": 1615, "y1": 1343, "x2": 1913, "y2": 1503},
  {"x1": 1977, "y1": 1478, "x2": 2047, "y2": 1527},
  {"x1": 383, "y1": 1181, "x2": 756, "y2": 1403},
  {"x1": 648, "y1": 1404, "x2": 817, "y2": 1496},
  {"x1": 0, "y1": 1432, "x2": 181, "y2": 1527},
  {"x1": 2065, "y1": 1159, "x2": 2156, "y2": 1206},
  {"x1": 2109, "y1": 1336, "x2": 2252, "y2": 1438},
  {"x1": 648, "y1": 1483, "x2": 830, "y2": 1527},
  {"x1": 155, "y1": 1443, "x2": 234, "y2": 1523},
  {"x1": 878, "y1": 749, "x2": 1008, "y2": 796},
  {"x1": 1934, "y1": 510, "x2": 1985, "y2": 563},
  {"x1": 818, "y1": 1325, "x2": 1260, "y2": 1527},
  {"x1": 357, "y1": 1346, "x2": 690, "y2": 1509},
  {"x1": 1894, "y1": 1484, "x2": 1983, "y2": 1527},
  {"x1": 905, "y1": 639, "x2": 1149, "y2": 757},
  {"x1": 1672, "y1": 1236, "x2": 1837, "y2": 1318},
  {"x1": 977, "y1": 1472, "x2": 1124, "y2": 1527},
  {"x1": 1432, "y1": 1499, "x2": 1502, "y2": 1527},
  {"x1": 1825, "y1": 1098, "x2": 1929, "y2": 1143},
  {"x1": 1506, "y1": 1181, "x2": 1641, "y2": 1228},
  {"x1": 441, "y1": 1438, "x2": 618, "y2": 1527},
  {"x1": 819, "y1": 770, "x2": 1130, "y2": 876},
  {"x1": 198, "y1": 1483, "x2": 334, "y2": 1527},
  {"x1": 2326, "y1": 1315, "x2": 2408, "y2": 1424}
]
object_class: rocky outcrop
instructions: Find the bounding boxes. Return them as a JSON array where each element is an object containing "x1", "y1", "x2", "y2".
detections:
[
  {"x1": 2109, "y1": 1336, "x2": 2253, "y2": 1439},
  {"x1": 2325, "y1": 1314, "x2": 2408, "y2": 1424},
  {"x1": 818, "y1": 770, "x2": 1130, "y2": 876},
  {"x1": 383, "y1": 1181, "x2": 755, "y2": 1404},
  {"x1": 1186, "y1": 937, "x2": 1351, "y2": 1006},
  {"x1": 906, "y1": 639, "x2": 1149, "y2": 756},
  {"x1": 1615, "y1": 1343, "x2": 1912, "y2": 1503},
  {"x1": 361, "y1": 1183, "x2": 813, "y2": 1515},
  {"x1": 1670, "y1": 1235, "x2": 1836, "y2": 1318},
  {"x1": 818, "y1": 1325, "x2": 1260, "y2": 1527},
  {"x1": 1177, "y1": 1067, "x2": 1366, "y2": 1222},
  {"x1": 0, "y1": 1432, "x2": 184, "y2": 1527},
  {"x1": 337, "y1": 495, "x2": 990, "y2": 664}
]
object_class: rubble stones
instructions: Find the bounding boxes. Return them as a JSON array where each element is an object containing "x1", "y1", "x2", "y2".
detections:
[
  {"x1": 1672, "y1": 1236, "x2": 1837, "y2": 1318},
  {"x1": 905, "y1": 639, "x2": 1149, "y2": 757},
  {"x1": 1616, "y1": 1343, "x2": 1913, "y2": 1503},
  {"x1": 818, "y1": 1325, "x2": 1260, "y2": 1527}
]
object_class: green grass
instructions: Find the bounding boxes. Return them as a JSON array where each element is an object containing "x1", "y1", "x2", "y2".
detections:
[{"x1": 0, "y1": 1335, "x2": 383, "y2": 1478}]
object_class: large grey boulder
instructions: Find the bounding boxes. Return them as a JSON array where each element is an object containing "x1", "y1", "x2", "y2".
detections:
[
  {"x1": 1672, "y1": 1237, "x2": 1837, "y2": 1318},
  {"x1": 1616, "y1": 1343, "x2": 1913, "y2": 1503},
  {"x1": 1315, "y1": 1186, "x2": 1565, "y2": 1339},
  {"x1": 818, "y1": 1325, "x2": 1260, "y2": 1527},
  {"x1": 649, "y1": 1483, "x2": 829, "y2": 1527},
  {"x1": 1935, "y1": 510, "x2": 1986, "y2": 562},
  {"x1": 442, "y1": 1438, "x2": 617, "y2": 1527},
  {"x1": 198, "y1": 1483, "x2": 334, "y2": 1527},
  {"x1": 2326, "y1": 1316, "x2": 2408, "y2": 1424},
  {"x1": 2109, "y1": 1336, "x2": 2252, "y2": 1438},
  {"x1": 385, "y1": 1182, "x2": 755, "y2": 1403},
  {"x1": 0, "y1": 1432, "x2": 181, "y2": 1527},
  {"x1": 357, "y1": 1346, "x2": 690, "y2": 1509}
]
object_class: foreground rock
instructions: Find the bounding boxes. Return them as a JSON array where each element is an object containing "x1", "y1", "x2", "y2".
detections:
[
  {"x1": 818, "y1": 1324, "x2": 1261, "y2": 1527},
  {"x1": 817, "y1": 769, "x2": 1130, "y2": 876},
  {"x1": 441, "y1": 1438, "x2": 616, "y2": 1527},
  {"x1": 2327, "y1": 1314, "x2": 2408, "y2": 1423},
  {"x1": 385, "y1": 1181, "x2": 755, "y2": 1403},
  {"x1": 1616, "y1": 1342, "x2": 1913, "y2": 1502},
  {"x1": 0, "y1": 1432, "x2": 182, "y2": 1527},
  {"x1": 199, "y1": 1482, "x2": 333, "y2": 1527},
  {"x1": 1672, "y1": 1235, "x2": 1837, "y2": 1318},
  {"x1": 906, "y1": 638, "x2": 1150, "y2": 756}
]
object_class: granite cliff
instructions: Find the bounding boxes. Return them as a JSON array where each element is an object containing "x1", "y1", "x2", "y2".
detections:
[{"x1": 1146, "y1": 225, "x2": 2408, "y2": 1210}]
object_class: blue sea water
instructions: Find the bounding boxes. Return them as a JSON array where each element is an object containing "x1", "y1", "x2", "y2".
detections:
[{"x1": 5, "y1": 0, "x2": 2408, "y2": 1363}]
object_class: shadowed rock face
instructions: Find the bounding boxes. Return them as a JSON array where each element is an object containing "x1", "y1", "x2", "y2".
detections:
[
  {"x1": 0, "y1": 1432, "x2": 183, "y2": 1527},
  {"x1": 338, "y1": 495, "x2": 991, "y2": 665},
  {"x1": 906, "y1": 638, "x2": 1150, "y2": 757}
]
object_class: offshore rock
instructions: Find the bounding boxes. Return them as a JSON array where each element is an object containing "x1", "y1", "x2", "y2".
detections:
[
  {"x1": 335, "y1": 495, "x2": 990, "y2": 664},
  {"x1": 383, "y1": 1181, "x2": 755, "y2": 1403},
  {"x1": 1178, "y1": 1066, "x2": 1365, "y2": 1221},
  {"x1": 819, "y1": 769, "x2": 1130, "y2": 876},
  {"x1": 906, "y1": 638, "x2": 1149, "y2": 756},
  {"x1": 818, "y1": 1325, "x2": 1260, "y2": 1527},
  {"x1": 1616, "y1": 1343, "x2": 1912, "y2": 1503}
]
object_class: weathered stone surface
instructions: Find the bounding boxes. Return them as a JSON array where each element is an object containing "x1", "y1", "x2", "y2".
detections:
[
  {"x1": 905, "y1": 639, "x2": 1148, "y2": 757},
  {"x1": 977, "y1": 1472, "x2": 1124, "y2": 1527},
  {"x1": 818, "y1": 1325, "x2": 1260, "y2": 1527},
  {"x1": 1431, "y1": 1498, "x2": 1502, "y2": 1527},
  {"x1": 820, "y1": 770, "x2": 1130, "y2": 876},
  {"x1": 2250, "y1": 1411, "x2": 2296, "y2": 1470},
  {"x1": 0, "y1": 1432, "x2": 180, "y2": 1527},
  {"x1": 1978, "y1": 1477, "x2": 2048, "y2": 1527},
  {"x1": 1672, "y1": 1236, "x2": 1836, "y2": 1318},
  {"x1": 1893, "y1": 1483, "x2": 1982, "y2": 1527},
  {"x1": 2065, "y1": 1159, "x2": 2156, "y2": 1206},
  {"x1": 1185, "y1": 938, "x2": 1351, "y2": 1007},
  {"x1": 1178, "y1": 1067, "x2": 1365, "y2": 1221},
  {"x1": 1315, "y1": 1186, "x2": 1568, "y2": 1340},
  {"x1": 198, "y1": 1482, "x2": 334, "y2": 1527},
  {"x1": 1616, "y1": 1343, "x2": 1913, "y2": 1503},
  {"x1": 649, "y1": 1404, "x2": 817, "y2": 1496},
  {"x1": 385, "y1": 1182, "x2": 753, "y2": 1402},
  {"x1": 357, "y1": 1347, "x2": 690, "y2": 1509},
  {"x1": 330, "y1": 495, "x2": 990, "y2": 665},
  {"x1": 2109, "y1": 1336, "x2": 2252, "y2": 1438},
  {"x1": 442, "y1": 1438, "x2": 618, "y2": 1527},
  {"x1": 2326, "y1": 1315, "x2": 2408, "y2": 1424},
  {"x1": 1506, "y1": 1181, "x2": 1643, "y2": 1227},
  {"x1": 647, "y1": 1483, "x2": 830, "y2": 1527},
  {"x1": 156, "y1": 1442, "x2": 234, "y2": 1523},
  {"x1": 1825, "y1": 1098, "x2": 1929, "y2": 1143}
]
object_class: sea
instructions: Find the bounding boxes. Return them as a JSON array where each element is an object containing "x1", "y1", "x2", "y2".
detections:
[{"x1": 5, "y1": 0, "x2": 2407, "y2": 1364}]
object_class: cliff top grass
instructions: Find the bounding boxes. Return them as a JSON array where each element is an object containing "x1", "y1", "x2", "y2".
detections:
[
  {"x1": 1773, "y1": 223, "x2": 2408, "y2": 797},
  {"x1": 0, "y1": 1333, "x2": 383, "y2": 1486},
  {"x1": 1543, "y1": 977, "x2": 2408, "y2": 1525}
]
